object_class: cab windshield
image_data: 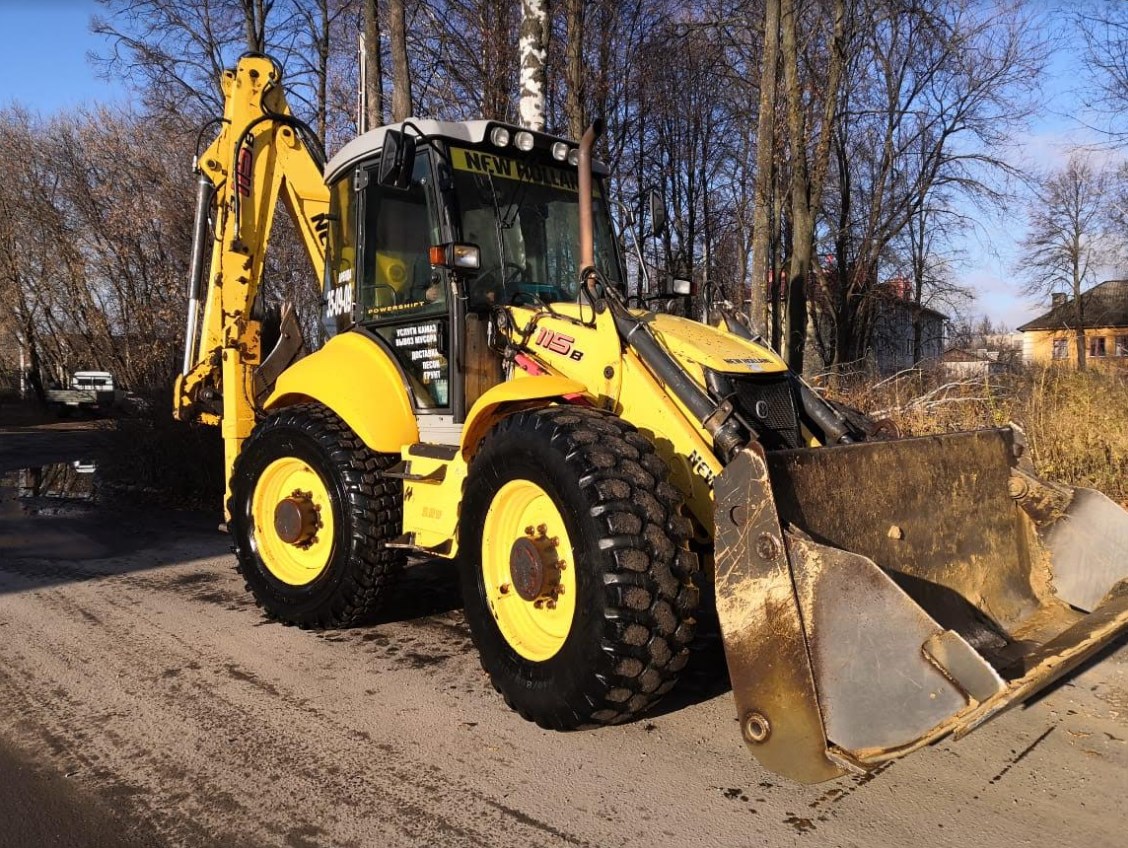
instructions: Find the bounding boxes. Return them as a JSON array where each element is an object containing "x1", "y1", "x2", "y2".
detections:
[{"x1": 449, "y1": 147, "x2": 621, "y2": 308}]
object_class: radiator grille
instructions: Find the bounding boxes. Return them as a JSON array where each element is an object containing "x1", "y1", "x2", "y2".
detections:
[{"x1": 729, "y1": 375, "x2": 802, "y2": 450}]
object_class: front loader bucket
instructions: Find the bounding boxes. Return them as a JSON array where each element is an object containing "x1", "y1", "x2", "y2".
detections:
[{"x1": 713, "y1": 430, "x2": 1128, "y2": 784}]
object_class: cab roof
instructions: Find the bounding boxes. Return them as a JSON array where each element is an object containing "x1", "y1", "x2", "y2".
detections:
[{"x1": 324, "y1": 118, "x2": 609, "y2": 184}]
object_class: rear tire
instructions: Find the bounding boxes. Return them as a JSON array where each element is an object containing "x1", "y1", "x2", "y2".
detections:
[
  {"x1": 460, "y1": 406, "x2": 699, "y2": 728},
  {"x1": 229, "y1": 402, "x2": 404, "y2": 628}
]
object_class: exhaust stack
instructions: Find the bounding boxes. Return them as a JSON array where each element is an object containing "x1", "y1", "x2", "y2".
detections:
[{"x1": 576, "y1": 119, "x2": 603, "y2": 294}]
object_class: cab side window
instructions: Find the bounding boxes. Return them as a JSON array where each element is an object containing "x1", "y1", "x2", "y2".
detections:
[{"x1": 359, "y1": 154, "x2": 443, "y2": 315}]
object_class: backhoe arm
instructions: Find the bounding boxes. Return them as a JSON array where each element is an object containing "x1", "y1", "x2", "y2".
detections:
[{"x1": 174, "y1": 54, "x2": 330, "y2": 501}]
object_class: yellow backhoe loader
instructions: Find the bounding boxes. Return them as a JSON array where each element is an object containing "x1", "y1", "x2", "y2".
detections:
[{"x1": 176, "y1": 55, "x2": 1128, "y2": 783}]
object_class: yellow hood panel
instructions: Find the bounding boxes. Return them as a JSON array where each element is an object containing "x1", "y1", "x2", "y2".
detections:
[{"x1": 646, "y1": 313, "x2": 786, "y2": 375}]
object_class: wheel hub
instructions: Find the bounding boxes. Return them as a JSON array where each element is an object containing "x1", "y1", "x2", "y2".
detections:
[
  {"x1": 509, "y1": 527, "x2": 563, "y2": 602},
  {"x1": 273, "y1": 490, "x2": 320, "y2": 546}
]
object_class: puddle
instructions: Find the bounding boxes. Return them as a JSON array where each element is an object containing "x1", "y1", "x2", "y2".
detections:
[
  {"x1": 0, "y1": 461, "x2": 127, "y2": 560},
  {"x1": 10, "y1": 461, "x2": 100, "y2": 515}
]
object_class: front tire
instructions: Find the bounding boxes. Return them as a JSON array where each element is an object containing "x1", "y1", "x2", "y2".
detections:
[
  {"x1": 229, "y1": 402, "x2": 404, "y2": 628},
  {"x1": 460, "y1": 406, "x2": 699, "y2": 729}
]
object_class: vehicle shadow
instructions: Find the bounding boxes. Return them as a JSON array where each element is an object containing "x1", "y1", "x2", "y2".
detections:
[
  {"x1": 357, "y1": 559, "x2": 735, "y2": 718},
  {"x1": 361, "y1": 557, "x2": 465, "y2": 625}
]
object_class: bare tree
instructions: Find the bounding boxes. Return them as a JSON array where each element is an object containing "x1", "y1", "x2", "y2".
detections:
[
  {"x1": 92, "y1": 0, "x2": 285, "y2": 120},
  {"x1": 361, "y1": 0, "x2": 385, "y2": 129},
  {"x1": 1077, "y1": 2, "x2": 1128, "y2": 142},
  {"x1": 900, "y1": 199, "x2": 971, "y2": 361},
  {"x1": 389, "y1": 0, "x2": 413, "y2": 120},
  {"x1": 291, "y1": 0, "x2": 354, "y2": 143},
  {"x1": 1016, "y1": 153, "x2": 1114, "y2": 370},
  {"x1": 779, "y1": 0, "x2": 847, "y2": 372},
  {"x1": 564, "y1": 0, "x2": 585, "y2": 138},
  {"x1": 0, "y1": 106, "x2": 196, "y2": 393},
  {"x1": 815, "y1": 0, "x2": 1043, "y2": 373},
  {"x1": 749, "y1": 0, "x2": 780, "y2": 335}
]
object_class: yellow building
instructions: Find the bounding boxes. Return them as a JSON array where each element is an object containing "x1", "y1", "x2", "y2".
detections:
[{"x1": 1019, "y1": 279, "x2": 1128, "y2": 366}]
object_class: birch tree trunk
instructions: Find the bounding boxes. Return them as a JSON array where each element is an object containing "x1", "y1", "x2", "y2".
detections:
[{"x1": 519, "y1": 0, "x2": 549, "y2": 130}]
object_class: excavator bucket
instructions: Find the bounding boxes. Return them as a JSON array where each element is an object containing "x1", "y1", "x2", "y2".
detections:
[{"x1": 713, "y1": 429, "x2": 1128, "y2": 784}]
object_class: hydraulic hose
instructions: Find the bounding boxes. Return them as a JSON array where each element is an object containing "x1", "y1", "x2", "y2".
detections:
[{"x1": 796, "y1": 381, "x2": 855, "y2": 444}]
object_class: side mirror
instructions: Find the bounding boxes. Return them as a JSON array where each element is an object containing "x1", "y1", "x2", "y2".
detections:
[
  {"x1": 378, "y1": 128, "x2": 417, "y2": 189},
  {"x1": 672, "y1": 278, "x2": 693, "y2": 296},
  {"x1": 649, "y1": 189, "x2": 667, "y2": 237}
]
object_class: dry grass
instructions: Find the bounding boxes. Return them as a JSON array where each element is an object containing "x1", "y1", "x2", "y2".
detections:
[{"x1": 829, "y1": 364, "x2": 1128, "y2": 506}]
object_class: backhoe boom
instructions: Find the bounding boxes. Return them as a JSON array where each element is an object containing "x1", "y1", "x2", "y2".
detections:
[{"x1": 174, "y1": 55, "x2": 330, "y2": 505}]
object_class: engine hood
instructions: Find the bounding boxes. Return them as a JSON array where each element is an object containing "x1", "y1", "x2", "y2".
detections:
[{"x1": 644, "y1": 313, "x2": 787, "y2": 377}]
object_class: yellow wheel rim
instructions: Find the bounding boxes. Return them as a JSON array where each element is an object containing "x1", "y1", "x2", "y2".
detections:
[
  {"x1": 251, "y1": 457, "x2": 336, "y2": 586},
  {"x1": 481, "y1": 479, "x2": 577, "y2": 662}
]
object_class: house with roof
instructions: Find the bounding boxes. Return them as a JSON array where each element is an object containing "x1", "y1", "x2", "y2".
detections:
[
  {"x1": 939, "y1": 347, "x2": 1009, "y2": 379},
  {"x1": 805, "y1": 271, "x2": 948, "y2": 376},
  {"x1": 865, "y1": 277, "x2": 948, "y2": 375},
  {"x1": 1018, "y1": 279, "x2": 1128, "y2": 366}
]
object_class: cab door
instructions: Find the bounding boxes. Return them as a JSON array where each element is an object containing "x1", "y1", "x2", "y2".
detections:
[{"x1": 325, "y1": 150, "x2": 451, "y2": 412}]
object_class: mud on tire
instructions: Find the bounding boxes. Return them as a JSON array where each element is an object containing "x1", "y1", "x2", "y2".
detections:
[
  {"x1": 228, "y1": 402, "x2": 404, "y2": 628},
  {"x1": 460, "y1": 405, "x2": 700, "y2": 728}
]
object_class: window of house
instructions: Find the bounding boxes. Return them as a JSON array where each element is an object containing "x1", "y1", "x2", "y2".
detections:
[
  {"x1": 1052, "y1": 338, "x2": 1068, "y2": 360},
  {"x1": 1116, "y1": 335, "x2": 1128, "y2": 356},
  {"x1": 1089, "y1": 336, "x2": 1107, "y2": 358}
]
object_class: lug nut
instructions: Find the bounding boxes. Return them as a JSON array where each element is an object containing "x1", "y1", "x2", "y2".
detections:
[
  {"x1": 546, "y1": 599, "x2": 557, "y2": 610},
  {"x1": 525, "y1": 525, "x2": 535, "y2": 536},
  {"x1": 499, "y1": 583, "x2": 510, "y2": 595},
  {"x1": 536, "y1": 523, "x2": 548, "y2": 536}
]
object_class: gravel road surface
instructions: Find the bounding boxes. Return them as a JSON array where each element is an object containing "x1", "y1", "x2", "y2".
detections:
[{"x1": 0, "y1": 425, "x2": 1125, "y2": 847}]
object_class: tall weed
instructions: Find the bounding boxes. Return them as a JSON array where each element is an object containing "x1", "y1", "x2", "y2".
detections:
[{"x1": 830, "y1": 365, "x2": 1128, "y2": 505}]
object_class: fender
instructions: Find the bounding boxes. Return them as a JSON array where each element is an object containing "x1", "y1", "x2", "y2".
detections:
[
  {"x1": 460, "y1": 375, "x2": 590, "y2": 455},
  {"x1": 265, "y1": 331, "x2": 419, "y2": 453}
]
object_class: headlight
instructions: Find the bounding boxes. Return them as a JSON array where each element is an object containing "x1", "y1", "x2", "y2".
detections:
[
  {"x1": 514, "y1": 130, "x2": 535, "y2": 151},
  {"x1": 490, "y1": 126, "x2": 511, "y2": 147},
  {"x1": 551, "y1": 142, "x2": 569, "y2": 161},
  {"x1": 567, "y1": 149, "x2": 579, "y2": 166}
]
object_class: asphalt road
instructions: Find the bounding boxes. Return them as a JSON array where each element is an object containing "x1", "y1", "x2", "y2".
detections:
[{"x1": 0, "y1": 425, "x2": 1125, "y2": 847}]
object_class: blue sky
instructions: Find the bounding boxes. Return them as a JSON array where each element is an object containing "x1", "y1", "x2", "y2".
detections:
[
  {"x1": 0, "y1": 2, "x2": 123, "y2": 110},
  {"x1": 0, "y1": 1, "x2": 1116, "y2": 330}
]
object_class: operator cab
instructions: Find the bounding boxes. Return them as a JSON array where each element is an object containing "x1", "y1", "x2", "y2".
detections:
[{"x1": 320, "y1": 120, "x2": 623, "y2": 432}]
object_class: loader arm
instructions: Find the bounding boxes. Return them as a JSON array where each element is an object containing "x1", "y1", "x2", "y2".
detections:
[{"x1": 174, "y1": 54, "x2": 330, "y2": 498}]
